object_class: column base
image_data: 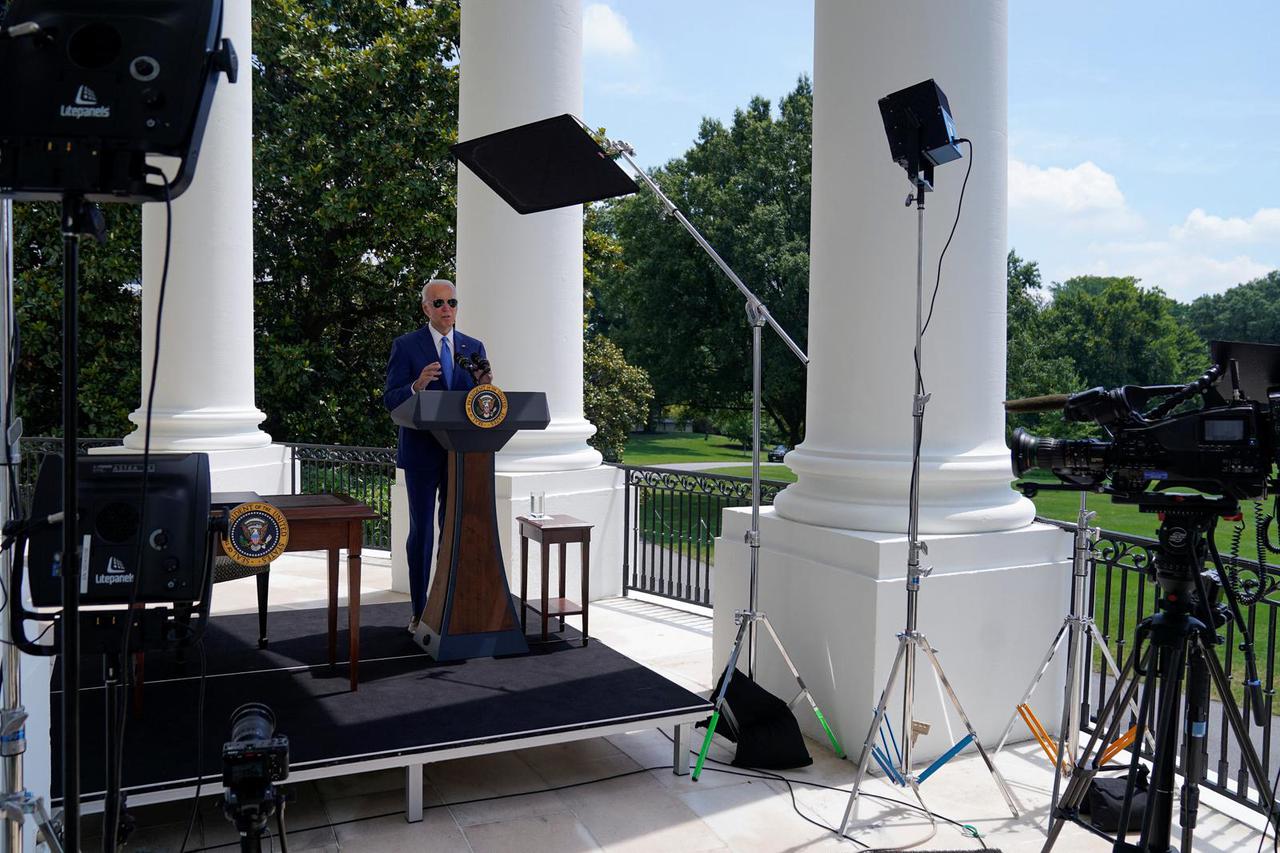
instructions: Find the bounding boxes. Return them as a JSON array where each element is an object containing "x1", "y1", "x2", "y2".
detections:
[
  {"x1": 496, "y1": 419, "x2": 603, "y2": 472},
  {"x1": 774, "y1": 440, "x2": 1036, "y2": 534},
  {"x1": 123, "y1": 406, "x2": 273, "y2": 452},
  {"x1": 712, "y1": 507, "x2": 1071, "y2": 762}
]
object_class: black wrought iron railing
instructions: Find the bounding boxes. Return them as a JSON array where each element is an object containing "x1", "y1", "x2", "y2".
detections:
[
  {"x1": 619, "y1": 465, "x2": 787, "y2": 608},
  {"x1": 1056, "y1": 517, "x2": 1280, "y2": 817},
  {"x1": 284, "y1": 443, "x2": 396, "y2": 549}
]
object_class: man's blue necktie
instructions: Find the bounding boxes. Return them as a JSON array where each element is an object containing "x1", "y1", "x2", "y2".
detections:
[{"x1": 439, "y1": 336, "x2": 451, "y2": 389}]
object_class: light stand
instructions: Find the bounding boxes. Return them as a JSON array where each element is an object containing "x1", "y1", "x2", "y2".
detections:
[
  {"x1": 0, "y1": 199, "x2": 64, "y2": 853},
  {"x1": 838, "y1": 143, "x2": 1018, "y2": 838},
  {"x1": 604, "y1": 138, "x2": 844, "y2": 778},
  {"x1": 992, "y1": 492, "x2": 1147, "y2": 827}
]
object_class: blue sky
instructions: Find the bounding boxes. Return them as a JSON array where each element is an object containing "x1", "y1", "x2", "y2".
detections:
[{"x1": 582, "y1": 1, "x2": 1280, "y2": 302}]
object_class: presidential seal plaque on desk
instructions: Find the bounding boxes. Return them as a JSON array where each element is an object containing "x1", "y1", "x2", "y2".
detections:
[{"x1": 391, "y1": 387, "x2": 550, "y2": 661}]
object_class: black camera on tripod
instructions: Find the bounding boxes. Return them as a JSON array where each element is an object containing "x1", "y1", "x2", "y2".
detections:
[
  {"x1": 1011, "y1": 340, "x2": 1280, "y2": 504},
  {"x1": 221, "y1": 703, "x2": 290, "y2": 853},
  {"x1": 1010, "y1": 340, "x2": 1280, "y2": 852}
]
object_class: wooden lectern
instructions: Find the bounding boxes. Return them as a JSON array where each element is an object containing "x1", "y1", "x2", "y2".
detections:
[{"x1": 391, "y1": 388, "x2": 549, "y2": 661}]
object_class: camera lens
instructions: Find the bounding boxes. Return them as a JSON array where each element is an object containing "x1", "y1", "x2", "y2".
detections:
[{"x1": 230, "y1": 703, "x2": 276, "y2": 744}]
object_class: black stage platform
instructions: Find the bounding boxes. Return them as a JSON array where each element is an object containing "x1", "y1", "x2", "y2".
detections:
[{"x1": 52, "y1": 601, "x2": 711, "y2": 820}]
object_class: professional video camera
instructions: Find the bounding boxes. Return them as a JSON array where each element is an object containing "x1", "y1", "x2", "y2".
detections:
[
  {"x1": 1010, "y1": 340, "x2": 1280, "y2": 504},
  {"x1": 1011, "y1": 340, "x2": 1280, "y2": 852}
]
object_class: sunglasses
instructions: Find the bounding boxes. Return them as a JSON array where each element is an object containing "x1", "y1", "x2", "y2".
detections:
[{"x1": 429, "y1": 298, "x2": 458, "y2": 309}]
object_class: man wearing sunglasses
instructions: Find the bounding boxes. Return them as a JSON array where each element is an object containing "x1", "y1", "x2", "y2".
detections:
[{"x1": 383, "y1": 279, "x2": 493, "y2": 632}]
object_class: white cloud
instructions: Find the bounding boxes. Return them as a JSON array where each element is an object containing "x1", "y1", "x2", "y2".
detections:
[
  {"x1": 1171, "y1": 207, "x2": 1280, "y2": 243},
  {"x1": 1049, "y1": 239, "x2": 1272, "y2": 301},
  {"x1": 1008, "y1": 159, "x2": 1126, "y2": 213},
  {"x1": 583, "y1": 4, "x2": 637, "y2": 59}
]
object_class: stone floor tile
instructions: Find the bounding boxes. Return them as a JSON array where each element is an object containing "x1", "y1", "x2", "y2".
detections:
[
  {"x1": 555, "y1": 772, "x2": 726, "y2": 852},
  {"x1": 333, "y1": 808, "x2": 470, "y2": 852},
  {"x1": 461, "y1": 811, "x2": 601, "y2": 853},
  {"x1": 678, "y1": 776, "x2": 848, "y2": 853}
]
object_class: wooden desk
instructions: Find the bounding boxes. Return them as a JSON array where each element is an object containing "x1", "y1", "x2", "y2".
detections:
[{"x1": 217, "y1": 493, "x2": 377, "y2": 691}]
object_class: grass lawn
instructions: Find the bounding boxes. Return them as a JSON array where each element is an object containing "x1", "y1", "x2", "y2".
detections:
[
  {"x1": 703, "y1": 464, "x2": 797, "y2": 483},
  {"x1": 622, "y1": 432, "x2": 753, "y2": 464}
]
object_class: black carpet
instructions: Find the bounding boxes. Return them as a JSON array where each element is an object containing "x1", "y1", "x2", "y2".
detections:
[{"x1": 51, "y1": 602, "x2": 709, "y2": 800}]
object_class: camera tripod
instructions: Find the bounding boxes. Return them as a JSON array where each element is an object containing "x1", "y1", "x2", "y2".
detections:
[{"x1": 1042, "y1": 498, "x2": 1280, "y2": 853}]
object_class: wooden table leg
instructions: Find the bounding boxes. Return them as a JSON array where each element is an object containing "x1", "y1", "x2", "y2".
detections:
[
  {"x1": 540, "y1": 540, "x2": 550, "y2": 643},
  {"x1": 581, "y1": 540, "x2": 590, "y2": 647},
  {"x1": 327, "y1": 547, "x2": 339, "y2": 667},
  {"x1": 558, "y1": 542, "x2": 567, "y2": 633},
  {"x1": 520, "y1": 533, "x2": 529, "y2": 633},
  {"x1": 348, "y1": 522, "x2": 362, "y2": 692}
]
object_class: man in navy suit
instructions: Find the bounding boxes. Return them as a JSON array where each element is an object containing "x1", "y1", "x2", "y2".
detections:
[{"x1": 384, "y1": 279, "x2": 492, "y2": 630}]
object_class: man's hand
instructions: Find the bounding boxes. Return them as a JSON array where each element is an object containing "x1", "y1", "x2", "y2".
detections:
[
  {"x1": 475, "y1": 369, "x2": 493, "y2": 385},
  {"x1": 412, "y1": 361, "x2": 442, "y2": 392}
]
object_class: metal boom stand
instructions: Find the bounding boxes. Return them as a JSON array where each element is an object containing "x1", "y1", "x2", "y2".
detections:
[
  {"x1": 839, "y1": 165, "x2": 1018, "y2": 837},
  {"x1": 603, "y1": 138, "x2": 844, "y2": 779}
]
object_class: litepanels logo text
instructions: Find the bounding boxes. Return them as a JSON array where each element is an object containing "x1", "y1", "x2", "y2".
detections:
[
  {"x1": 95, "y1": 556, "x2": 134, "y2": 586},
  {"x1": 61, "y1": 85, "x2": 110, "y2": 119}
]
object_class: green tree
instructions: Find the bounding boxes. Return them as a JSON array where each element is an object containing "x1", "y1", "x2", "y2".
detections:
[
  {"x1": 1181, "y1": 270, "x2": 1280, "y2": 346},
  {"x1": 11, "y1": 204, "x2": 142, "y2": 438},
  {"x1": 594, "y1": 78, "x2": 813, "y2": 446},
  {"x1": 583, "y1": 336, "x2": 653, "y2": 462},
  {"x1": 1005, "y1": 251, "x2": 1085, "y2": 439},
  {"x1": 1041, "y1": 275, "x2": 1208, "y2": 390},
  {"x1": 252, "y1": 0, "x2": 461, "y2": 446}
]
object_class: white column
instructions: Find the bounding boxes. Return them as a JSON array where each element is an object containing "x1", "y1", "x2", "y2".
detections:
[
  {"x1": 711, "y1": 0, "x2": 1070, "y2": 764},
  {"x1": 456, "y1": 0, "x2": 600, "y2": 473},
  {"x1": 125, "y1": 0, "x2": 289, "y2": 493},
  {"x1": 772, "y1": 0, "x2": 1033, "y2": 534}
]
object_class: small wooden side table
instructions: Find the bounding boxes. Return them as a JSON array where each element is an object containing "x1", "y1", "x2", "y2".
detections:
[{"x1": 517, "y1": 514, "x2": 593, "y2": 645}]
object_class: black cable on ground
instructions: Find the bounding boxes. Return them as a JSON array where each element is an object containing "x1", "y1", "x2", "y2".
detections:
[
  {"x1": 182, "y1": 728, "x2": 993, "y2": 853},
  {"x1": 666, "y1": 729, "x2": 987, "y2": 850}
]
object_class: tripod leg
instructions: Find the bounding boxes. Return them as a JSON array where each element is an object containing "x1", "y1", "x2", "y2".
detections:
[
  {"x1": 839, "y1": 637, "x2": 908, "y2": 836},
  {"x1": 694, "y1": 616, "x2": 751, "y2": 781},
  {"x1": 1132, "y1": 638, "x2": 1186, "y2": 853},
  {"x1": 913, "y1": 637, "x2": 1019, "y2": 817},
  {"x1": 996, "y1": 622, "x2": 1069, "y2": 756},
  {"x1": 1180, "y1": 641, "x2": 1210, "y2": 852},
  {"x1": 1041, "y1": 641, "x2": 1150, "y2": 853},
  {"x1": 757, "y1": 616, "x2": 844, "y2": 757},
  {"x1": 1039, "y1": 640, "x2": 1152, "y2": 845},
  {"x1": 1200, "y1": 636, "x2": 1280, "y2": 837}
]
